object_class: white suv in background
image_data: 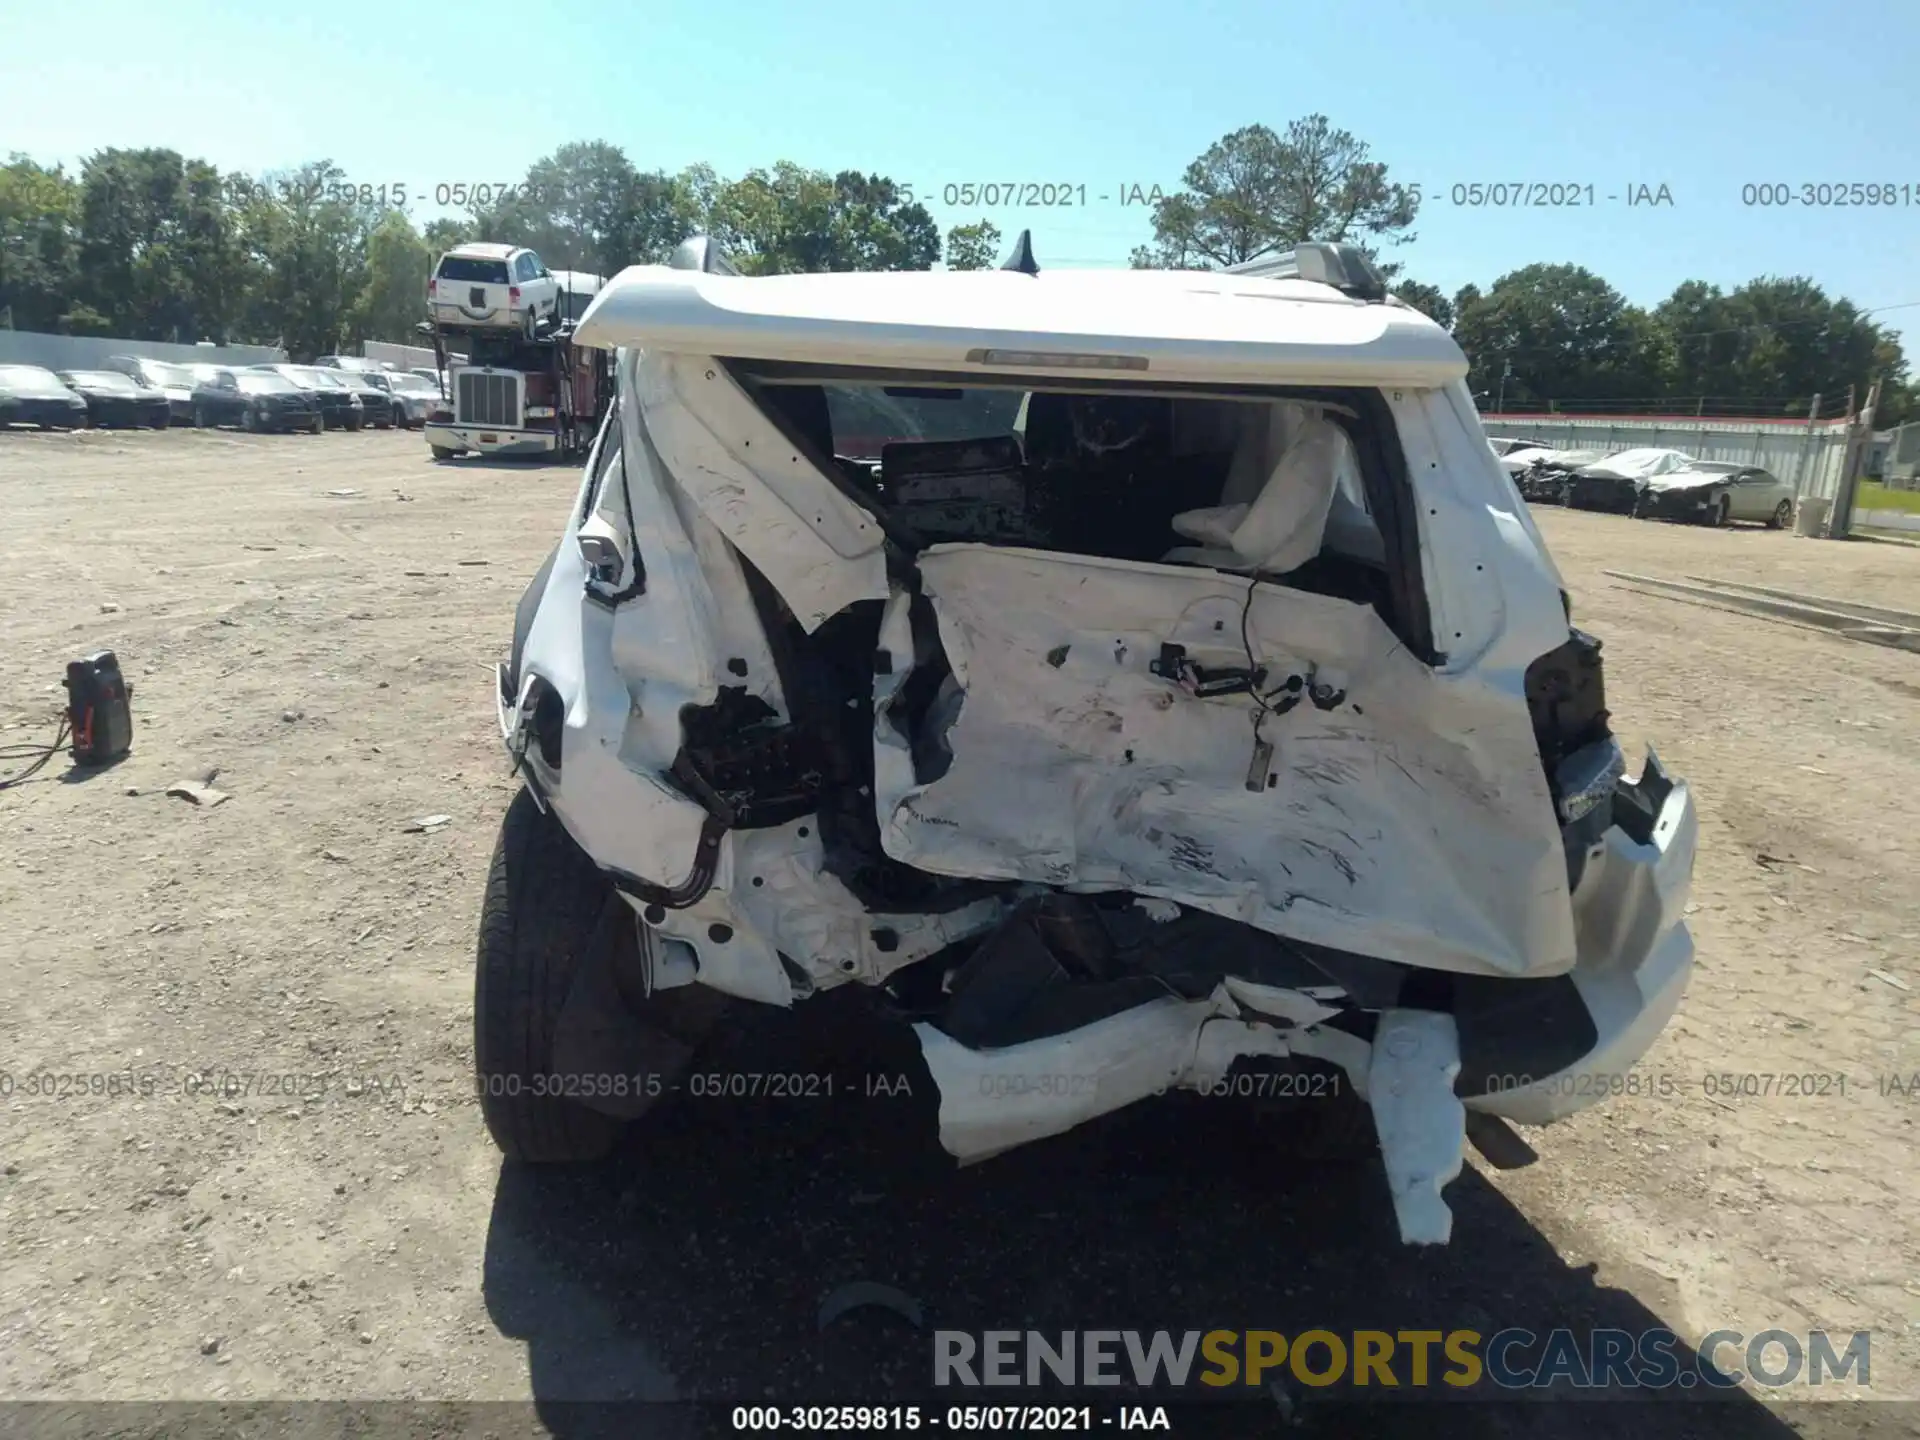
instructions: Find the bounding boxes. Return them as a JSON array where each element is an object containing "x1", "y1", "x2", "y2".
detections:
[{"x1": 428, "y1": 243, "x2": 561, "y2": 337}]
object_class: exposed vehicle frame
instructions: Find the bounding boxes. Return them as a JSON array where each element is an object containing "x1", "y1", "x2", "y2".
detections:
[{"x1": 475, "y1": 237, "x2": 1698, "y2": 1248}]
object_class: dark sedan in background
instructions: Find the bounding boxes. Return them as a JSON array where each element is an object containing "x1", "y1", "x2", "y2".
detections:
[
  {"x1": 53, "y1": 370, "x2": 173, "y2": 428},
  {"x1": 333, "y1": 369, "x2": 399, "y2": 428},
  {"x1": 1562, "y1": 447, "x2": 1697, "y2": 513},
  {"x1": 0, "y1": 365, "x2": 90, "y2": 429},
  {"x1": 190, "y1": 369, "x2": 322, "y2": 432},
  {"x1": 249, "y1": 365, "x2": 362, "y2": 429},
  {"x1": 103, "y1": 355, "x2": 198, "y2": 424}
]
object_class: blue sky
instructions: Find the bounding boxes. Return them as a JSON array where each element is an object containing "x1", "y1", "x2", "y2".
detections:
[{"x1": 5, "y1": 0, "x2": 1918, "y2": 358}]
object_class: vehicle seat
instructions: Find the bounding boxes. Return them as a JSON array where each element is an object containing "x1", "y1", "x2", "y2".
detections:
[{"x1": 1162, "y1": 413, "x2": 1347, "y2": 574}]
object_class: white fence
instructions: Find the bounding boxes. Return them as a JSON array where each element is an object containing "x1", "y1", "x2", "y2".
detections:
[
  {"x1": 1479, "y1": 412, "x2": 1854, "y2": 501},
  {"x1": 0, "y1": 331, "x2": 285, "y2": 371},
  {"x1": 362, "y1": 340, "x2": 461, "y2": 371}
]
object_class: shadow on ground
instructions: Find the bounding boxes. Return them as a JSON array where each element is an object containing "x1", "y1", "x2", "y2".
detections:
[{"x1": 482, "y1": 991, "x2": 1838, "y2": 1440}]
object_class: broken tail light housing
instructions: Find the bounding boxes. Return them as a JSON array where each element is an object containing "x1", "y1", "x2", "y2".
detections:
[{"x1": 1555, "y1": 738, "x2": 1626, "y2": 826}]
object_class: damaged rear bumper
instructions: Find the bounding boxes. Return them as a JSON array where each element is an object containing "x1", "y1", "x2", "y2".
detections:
[{"x1": 911, "y1": 755, "x2": 1696, "y2": 1244}]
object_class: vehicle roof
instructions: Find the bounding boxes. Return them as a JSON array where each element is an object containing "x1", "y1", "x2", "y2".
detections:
[
  {"x1": 573, "y1": 265, "x2": 1469, "y2": 387},
  {"x1": 442, "y1": 243, "x2": 517, "y2": 259}
]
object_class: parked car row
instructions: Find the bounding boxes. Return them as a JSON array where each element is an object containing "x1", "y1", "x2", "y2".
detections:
[
  {"x1": 0, "y1": 357, "x2": 447, "y2": 434},
  {"x1": 0, "y1": 364, "x2": 172, "y2": 429},
  {"x1": 1498, "y1": 440, "x2": 1798, "y2": 527}
]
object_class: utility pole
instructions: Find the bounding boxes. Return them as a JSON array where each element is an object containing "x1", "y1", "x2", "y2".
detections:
[
  {"x1": 1789, "y1": 393, "x2": 1822, "y2": 500},
  {"x1": 1495, "y1": 358, "x2": 1511, "y2": 415},
  {"x1": 1828, "y1": 378, "x2": 1881, "y2": 539}
]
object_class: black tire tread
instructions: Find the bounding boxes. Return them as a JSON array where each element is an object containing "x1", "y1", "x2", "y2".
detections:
[{"x1": 475, "y1": 788, "x2": 622, "y2": 1163}]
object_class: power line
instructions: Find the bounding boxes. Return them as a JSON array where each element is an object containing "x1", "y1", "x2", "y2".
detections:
[{"x1": 1654, "y1": 299, "x2": 1920, "y2": 344}]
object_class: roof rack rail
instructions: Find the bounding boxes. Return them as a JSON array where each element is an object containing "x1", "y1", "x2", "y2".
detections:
[
  {"x1": 1224, "y1": 242, "x2": 1388, "y2": 302},
  {"x1": 668, "y1": 235, "x2": 742, "y2": 276}
]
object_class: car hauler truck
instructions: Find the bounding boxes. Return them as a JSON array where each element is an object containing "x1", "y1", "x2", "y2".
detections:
[{"x1": 418, "y1": 271, "x2": 611, "y2": 461}]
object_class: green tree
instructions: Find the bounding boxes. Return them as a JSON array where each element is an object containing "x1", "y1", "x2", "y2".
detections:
[
  {"x1": 1391, "y1": 278, "x2": 1453, "y2": 329},
  {"x1": 465, "y1": 143, "x2": 712, "y2": 275},
  {"x1": 0, "y1": 155, "x2": 81, "y2": 331},
  {"x1": 1131, "y1": 116, "x2": 1419, "y2": 271},
  {"x1": 422, "y1": 216, "x2": 475, "y2": 255},
  {"x1": 246, "y1": 161, "x2": 377, "y2": 357},
  {"x1": 1452, "y1": 263, "x2": 1670, "y2": 406},
  {"x1": 712, "y1": 164, "x2": 937, "y2": 273},
  {"x1": 74, "y1": 148, "x2": 242, "y2": 340},
  {"x1": 944, "y1": 219, "x2": 1001, "y2": 270},
  {"x1": 351, "y1": 211, "x2": 432, "y2": 343},
  {"x1": 1655, "y1": 276, "x2": 1906, "y2": 416}
]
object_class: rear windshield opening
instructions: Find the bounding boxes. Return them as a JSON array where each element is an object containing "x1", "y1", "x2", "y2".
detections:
[
  {"x1": 437, "y1": 257, "x2": 511, "y2": 285},
  {"x1": 739, "y1": 373, "x2": 1414, "y2": 639}
]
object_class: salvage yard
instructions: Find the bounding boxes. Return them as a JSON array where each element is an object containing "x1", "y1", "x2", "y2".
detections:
[{"x1": 1, "y1": 428, "x2": 1916, "y2": 1435}]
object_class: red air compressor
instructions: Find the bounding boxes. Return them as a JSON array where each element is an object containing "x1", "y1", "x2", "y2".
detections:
[
  {"x1": 65, "y1": 650, "x2": 134, "y2": 766},
  {"x1": 0, "y1": 650, "x2": 133, "y2": 791}
]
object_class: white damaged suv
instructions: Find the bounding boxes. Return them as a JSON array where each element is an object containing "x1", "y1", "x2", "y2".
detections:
[{"x1": 478, "y1": 236, "x2": 1697, "y2": 1245}]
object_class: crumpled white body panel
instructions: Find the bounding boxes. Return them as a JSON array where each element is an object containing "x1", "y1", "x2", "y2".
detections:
[{"x1": 875, "y1": 545, "x2": 1574, "y2": 979}]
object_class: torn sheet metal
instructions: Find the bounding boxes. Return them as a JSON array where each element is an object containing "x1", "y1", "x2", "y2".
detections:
[
  {"x1": 636, "y1": 351, "x2": 889, "y2": 630},
  {"x1": 912, "y1": 984, "x2": 1344, "y2": 1163},
  {"x1": 875, "y1": 545, "x2": 1573, "y2": 980}
]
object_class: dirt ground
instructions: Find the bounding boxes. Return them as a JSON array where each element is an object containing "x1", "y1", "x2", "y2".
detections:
[{"x1": 0, "y1": 427, "x2": 1915, "y2": 1438}]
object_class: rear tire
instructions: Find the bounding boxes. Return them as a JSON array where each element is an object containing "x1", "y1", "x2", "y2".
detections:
[
  {"x1": 1769, "y1": 499, "x2": 1792, "y2": 529},
  {"x1": 475, "y1": 788, "x2": 726, "y2": 1162}
]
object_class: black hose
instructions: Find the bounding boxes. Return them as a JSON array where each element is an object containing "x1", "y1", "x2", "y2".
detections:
[{"x1": 0, "y1": 717, "x2": 72, "y2": 791}]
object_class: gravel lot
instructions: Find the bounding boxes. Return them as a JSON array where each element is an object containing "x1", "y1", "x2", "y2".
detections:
[{"x1": 1, "y1": 428, "x2": 1915, "y2": 1438}]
